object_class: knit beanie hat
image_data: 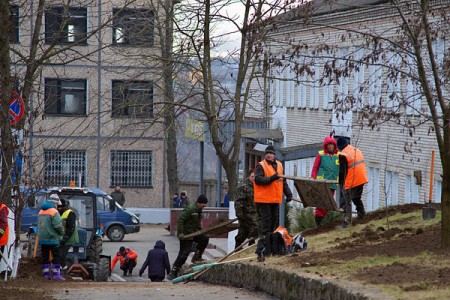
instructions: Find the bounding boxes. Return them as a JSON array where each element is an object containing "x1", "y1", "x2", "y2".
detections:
[
  {"x1": 265, "y1": 145, "x2": 276, "y2": 155},
  {"x1": 197, "y1": 194, "x2": 208, "y2": 204},
  {"x1": 48, "y1": 194, "x2": 62, "y2": 206},
  {"x1": 337, "y1": 137, "x2": 349, "y2": 150}
]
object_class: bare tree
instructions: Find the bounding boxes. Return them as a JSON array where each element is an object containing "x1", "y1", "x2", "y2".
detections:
[
  {"x1": 171, "y1": 0, "x2": 299, "y2": 199},
  {"x1": 266, "y1": 0, "x2": 450, "y2": 246}
]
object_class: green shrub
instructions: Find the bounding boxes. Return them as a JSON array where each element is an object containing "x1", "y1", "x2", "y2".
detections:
[
  {"x1": 291, "y1": 206, "x2": 316, "y2": 233},
  {"x1": 322, "y1": 210, "x2": 342, "y2": 224},
  {"x1": 290, "y1": 206, "x2": 342, "y2": 233}
]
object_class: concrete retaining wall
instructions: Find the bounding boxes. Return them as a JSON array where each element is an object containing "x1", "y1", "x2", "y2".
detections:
[{"x1": 201, "y1": 264, "x2": 369, "y2": 300}]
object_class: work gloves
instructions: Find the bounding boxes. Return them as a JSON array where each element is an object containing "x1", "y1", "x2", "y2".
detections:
[
  {"x1": 270, "y1": 174, "x2": 280, "y2": 182},
  {"x1": 286, "y1": 196, "x2": 293, "y2": 203},
  {"x1": 178, "y1": 233, "x2": 185, "y2": 240}
]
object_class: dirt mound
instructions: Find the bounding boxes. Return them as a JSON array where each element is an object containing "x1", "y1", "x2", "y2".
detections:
[{"x1": 258, "y1": 203, "x2": 449, "y2": 298}]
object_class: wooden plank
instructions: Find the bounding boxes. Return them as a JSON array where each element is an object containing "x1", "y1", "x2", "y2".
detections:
[
  {"x1": 281, "y1": 175, "x2": 341, "y2": 212},
  {"x1": 279, "y1": 174, "x2": 338, "y2": 184},
  {"x1": 183, "y1": 218, "x2": 239, "y2": 239}
]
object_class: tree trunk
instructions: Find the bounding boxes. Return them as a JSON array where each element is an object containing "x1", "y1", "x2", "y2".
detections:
[
  {"x1": 0, "y1": 1, "x2": 13, "y2": 207},
  {"x1": 440, "y1": 128, "x2": 450, "y2": 248},
  {"x1": 163, "y1": 0, "x2": 179, "y2": 206}
]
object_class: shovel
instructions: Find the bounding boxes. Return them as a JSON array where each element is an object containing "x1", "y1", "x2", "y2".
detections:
[
  {"x1": 423, "y1": 150, "x2": 436, "y2": 220},
  {"x1": 172, "y1": 256, "x2": 254, "y2": 284}
]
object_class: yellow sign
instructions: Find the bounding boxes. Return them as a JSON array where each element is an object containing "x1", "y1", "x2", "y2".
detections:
[{"x1": 185, "y1": 118, "x2": 204, "y2": 141}]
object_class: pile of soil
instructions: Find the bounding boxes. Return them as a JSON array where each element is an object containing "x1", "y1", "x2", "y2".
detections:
[
  {"x1": 269, "y1": 203, "x2": 450, "y2": 296},
  {"x1": 0, "y1": 257, "x2": 54, "y2": 299}
]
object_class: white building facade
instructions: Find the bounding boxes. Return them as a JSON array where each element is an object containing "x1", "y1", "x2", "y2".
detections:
[{"x1": 248, "y1": 0, "x2": 448, "y2": 209}]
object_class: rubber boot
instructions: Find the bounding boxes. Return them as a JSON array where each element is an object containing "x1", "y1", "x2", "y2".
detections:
[
  {"x1": 166, "y1": 267, "x2": 179, "y2": 281},
  {"x1": 191, "y1": 249, "x2": 206, "y2": 264},
  {"x1": 255, "y1": 238, "x2": 265, "y2": 262},
  {"x1": 51, "y1": 263, "x2": 66, "y2": 281},
  {"x1": 42, "y1": 264, "x2": 51, "y2": 280}
]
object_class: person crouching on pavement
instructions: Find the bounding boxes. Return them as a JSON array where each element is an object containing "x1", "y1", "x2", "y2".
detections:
[
  {"x1": 167, "y1": 194, "x2": 209, "y2": 280},
  {"x1": 139, "y1": 240, "x2": 171, "y2": 282},
  {"x1": 111, "y1": 246, "x2": 138, "y2": 277},
  {"x1": 37, "y1": 194, "x2": 65, "y2": 280}
]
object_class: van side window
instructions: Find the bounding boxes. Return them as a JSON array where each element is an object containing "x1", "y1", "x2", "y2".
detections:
[{"x1": 96, "y1": 196, "x2": 106, "y2": 210}]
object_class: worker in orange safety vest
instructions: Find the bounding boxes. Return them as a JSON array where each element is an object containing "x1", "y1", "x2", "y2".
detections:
[{"x1": 337, "y1": 137, "x2": 368, "y2": 228}]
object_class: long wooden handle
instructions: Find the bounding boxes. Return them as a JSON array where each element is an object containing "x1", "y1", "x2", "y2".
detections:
[
  {"x1": 182, "y1": 218, "x2": 238, "y2": 239},
  {"x1": 187, "y1": 238, "x2": 256, "y2": 283},
  {"x1": 279, "y1": 174, "x2": 338, "y2": 184},
  {"x1": 192, "y1": 256, "x2": 254, "y2": 272}
]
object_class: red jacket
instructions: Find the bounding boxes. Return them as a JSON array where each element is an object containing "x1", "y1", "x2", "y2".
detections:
[
  {"x1": 111, "y1": 248, "x2": 138, "y2": 270},
  {"x1": 0, "y1": 204, "x2": 9, "y2": 247}
]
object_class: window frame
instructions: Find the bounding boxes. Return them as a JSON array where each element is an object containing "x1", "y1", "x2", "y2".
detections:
[
  {"x1": 44, "y1": 78, "x2": 87, "y2": 116},
  {"x1": 43, "y1": 149, "x2": 87, "y2": 186},
  {"x1": 110, "y1": 150, "x2": 153, "y2": 188},
  {"x1": 111, "y1": 80, "x2": 154, "y2": 118},
  {"x1": 9, "y1": 5, "x2": 19, "y2": 44},
  {"x1": 112, "y1": 8, "x2": 154, "y2": 47},
  {"x1": 45, "y1": 6, "x2": 88, "y2": 45}
]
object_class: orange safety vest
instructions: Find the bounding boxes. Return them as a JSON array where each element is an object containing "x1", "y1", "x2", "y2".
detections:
[
  {"x1": 254, "y1": 160, "x2": 284, "y2": 204},
  {"x1": 274, "y1": 226, "x2": 293, "y2": 249},
  {"x1": 0, "y1": 204, "x2": 9, "y2": 246},
  {"x1": 340, "y1": 144, "x2": 368, "y2": 190}
]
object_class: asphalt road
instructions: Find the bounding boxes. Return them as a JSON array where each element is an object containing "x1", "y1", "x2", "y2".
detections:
[
  {"x1": 104, "y1": 224, "x2": 182, "y2": 281},
  {"x1": 21, "y1": 224, "x2": 277, "y2": 299},
  {"x1": 91, "y1": 224, "x2": 278, "y2": 300}
]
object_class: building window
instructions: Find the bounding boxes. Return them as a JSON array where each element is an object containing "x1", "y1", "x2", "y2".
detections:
[
  {"x1": 45, "y1": 6, "x2": 87, "y2": 45},
  {"x1": 385, "y1": 171, "x2": 399, "y2": 206},
  {"x1": 43, "y1": 150, "x2": 86, "y2": 186},
  {"x1": 9, "y1": 5, "x2": 19, "y2": 44},
  {"x1": 112, "y1": 8, "x2": 154, "y2": 46},
  {"x1": 45, "y1": 78, "x2": 87, "y2": 115},
  {"x1": 404, "y1": 174, "x2": 419, "y2": 204},
  {"x1": 110, "y1": 151, "x2": 153, "y2": 187},
  {"x1": 112, "y1": 80, "x2": 153, "y2": 118}
]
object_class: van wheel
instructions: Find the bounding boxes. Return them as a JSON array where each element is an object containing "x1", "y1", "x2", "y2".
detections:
[{"x1": 107, "y1": 225, "x2": 125, "y2": 242}]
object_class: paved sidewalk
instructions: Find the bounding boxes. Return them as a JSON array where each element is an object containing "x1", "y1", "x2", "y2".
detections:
[{"x1": 104, "y1": 224, "x2": 230, "y2": 282}]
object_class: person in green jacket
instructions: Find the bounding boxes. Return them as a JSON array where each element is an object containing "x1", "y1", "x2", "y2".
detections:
[
  {"x1": 57, "y1": 198, "x2": 79, "y2": 270},
  {"x1": 234, "y1": 170, "x2": 259, "y2": 249},
  {"x1": 38, "y1": 194, "x2": 65, "y2": 280},
  {"x1": 166, "y1": 194, "x2": 209, "y2": 280}
]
